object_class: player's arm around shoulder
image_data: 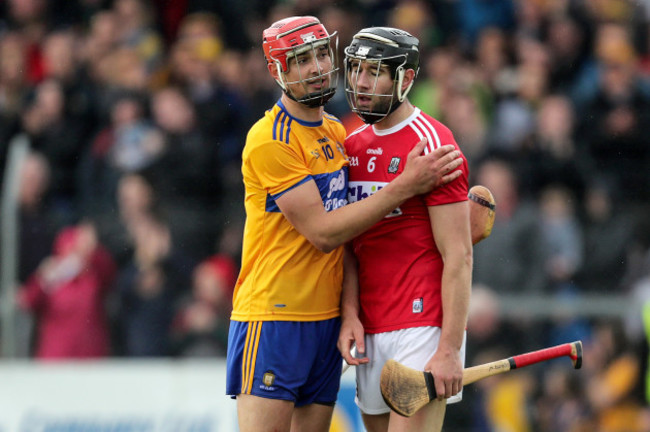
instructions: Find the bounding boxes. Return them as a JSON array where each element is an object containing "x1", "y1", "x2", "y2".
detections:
[{"x1": 275, "y1": 138, "x2": 464, "y2": 253}]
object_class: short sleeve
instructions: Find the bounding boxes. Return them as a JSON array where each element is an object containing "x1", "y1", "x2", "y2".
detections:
[
  {"x1": 245, "y1": 140, "x2": 312, "y2": 197},
  {"x1": 424, "y1": 129, "x2": 470, "y2": 206}
]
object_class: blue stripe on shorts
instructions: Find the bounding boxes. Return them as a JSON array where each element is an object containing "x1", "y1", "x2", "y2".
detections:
[{"x1": 226, "y1": 318, "x2": 342, "y2": 407}]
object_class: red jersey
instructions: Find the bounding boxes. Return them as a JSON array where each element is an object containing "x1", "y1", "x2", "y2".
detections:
[{"x1": 345, "y1": 108, "x2": 469, "y2": 334}]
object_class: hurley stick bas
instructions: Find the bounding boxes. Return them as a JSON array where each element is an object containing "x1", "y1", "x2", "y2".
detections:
[{"x1": 380, "y1": 340, "x2": 583, "y2": 417}]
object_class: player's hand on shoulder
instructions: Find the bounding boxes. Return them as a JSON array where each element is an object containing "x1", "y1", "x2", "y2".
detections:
[{"x1": 401, "y1": 139, "x2": 462, "y2": 196}]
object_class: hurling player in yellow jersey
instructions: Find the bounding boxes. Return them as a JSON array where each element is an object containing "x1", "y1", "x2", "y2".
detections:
[{"x1": 225, "y1": 16, "x2": 463, "y2": 432}]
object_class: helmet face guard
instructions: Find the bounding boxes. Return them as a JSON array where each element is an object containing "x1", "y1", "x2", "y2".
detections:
[
  {"x1": 344, "y1": 28, "x2": 419, "y2": 124},
  {"x1": 263, "y1": 16, "x2": 339, "y2": 108}
]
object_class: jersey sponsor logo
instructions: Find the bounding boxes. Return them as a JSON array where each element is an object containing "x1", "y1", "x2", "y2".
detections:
[
  {"x1": 348, "y1": 181, "x2": 402, "y2": 217},
  {"x1": 388, "y1": 157, "x2": 401, "y2": 174},
  {"x1": 327, "y1": 169, "x2": 346, "y2": 199},
  {"x1": 325, "y1": 170, "x2": 347, "y2": 211},
  {"x1": 412, "y1": 298, "x2": 423, "y2": 313},
  {"x1": 315, "y1": 169, "x2": 349, "y2": 212},
  {"x1": 367, "y1": 147, "x2": 383, "y2": 155}
]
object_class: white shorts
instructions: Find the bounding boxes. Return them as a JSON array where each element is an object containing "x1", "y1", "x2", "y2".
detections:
[{"x1": 355, "y1": 326, "x2": 466, "y2": 415}]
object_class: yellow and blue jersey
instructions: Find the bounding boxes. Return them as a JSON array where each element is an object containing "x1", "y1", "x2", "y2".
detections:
[{"x1": 232, "y1": 100, "x2": 348, "y2": 322}]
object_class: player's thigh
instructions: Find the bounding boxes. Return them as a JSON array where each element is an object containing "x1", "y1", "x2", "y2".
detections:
[
  {"x1": 361, "y1": 412, "x2": 390, "y2": 432},
  {"x1": 237, "y1": 393, "x2": 294, "y2": 432},
  {"x1": 388, "y1": 398, "x2": 446, "y2": 432},
  {"x1": 291, "y1": 402, "x2": 335, "y2": 432}
]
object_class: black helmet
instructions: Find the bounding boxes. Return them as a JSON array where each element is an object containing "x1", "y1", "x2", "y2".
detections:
[{"x1": 344, "y1": 27, "x2": 420, "y2": 124}]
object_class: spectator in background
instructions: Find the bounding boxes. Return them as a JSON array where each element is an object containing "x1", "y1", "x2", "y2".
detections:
[
  {"x1": 386, "y1": 0, "x2": 437, "y2": 47},
  {"x1": 3, "y1": 0, "x2": 50, "y2": 84},
  {"x1": 410, "y1": 47, "x2": 457, "y2": 120},
  {"x1": 41, "y1": 29, "x2": 97, "y2": 140},
  {"x1": 0, "y1": 32, "x2": 29, "y2": 177},
  {"x1": 146, "y1": 85, "x2": 221, "y2": 260},
  {"x1": 113, "y1": 0, "x2": 164, "y2": 75},
  {"x1": 95, "y1": 172, "x2": 158, "y2": 268},
  {"x1": 538, "y1": 184, "x2": 584, "y2": 293},
  {"x1": 21, "y1": 78, "x2": 87, "y2": 224},
  {"x1": 17, "y1": 221, "x2": 116, "y2": 359},
  {"x1": 577, "y1": 179, "x2": 634, "y2": 292},
  {"x1": 584, "y1": 320, "x2": 648, "y2": 432},
  {"x1": 78, "y1": 90, "x2": 163, "y2": 217},
  {"x1": 543, "y1": 11, "x2": 596, "y2": 102},
  {"x1": 114, "y1": 212, "x2": 194, "y2": 357},
  {"x1": 536, "y1": 363, "x2": 593, "y2": 431},
  {"x1": 16, "y1": 151, "x2": 59, "y2": 283},
  {"x1": 474, "y1": 26, "x2": 512, "y2": 98},
  {"x1": 471, "y1": 157, "x2": 547, "y2": 294},
  {"x1": 163, "y1": 12, "x2": 245, "y2": 167},
  {"x1": 171, "y1": 254, "x2": 237, "y2": 357},
  {"x1": 81, "y1": 9, "x2": 121, "y2": 81},
  {"x1": 487, "y1": 32, "x2": 550, "y2": 154},
  {"x1": 439, "y1": 59, "x2": 492, "y2": 165},
  {"x1": 577, "y1": 22, "x2": 650, "y2": 205},
  {"x1": 517, "y1": 94, "x2": 586, "y2": 198},
  {"x1": 455, "y1": 0, "x2": 516, "y2": 46}
]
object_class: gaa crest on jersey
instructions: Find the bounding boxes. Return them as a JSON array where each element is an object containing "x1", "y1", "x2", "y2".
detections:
[
  {"x1": 311, "y1": 149, "x2": 320, "y2": 159},
  {"x1": 388, "y1": 157, "x2": 401, "y2": 174},
  {"x1": 412, "y1": 297, "x2": 423, "y2": 314},
  {"x1": 261, "y1": 371, "x2": 277, "y2": 391}
]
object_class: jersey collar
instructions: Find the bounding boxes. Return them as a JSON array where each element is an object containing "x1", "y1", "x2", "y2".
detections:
[
  {"x1": 277, "y1": 99, "x2": 323, "y2": 127},
  {"x1": 372, "y1": 108, "x2": 421, "y2": 136}
]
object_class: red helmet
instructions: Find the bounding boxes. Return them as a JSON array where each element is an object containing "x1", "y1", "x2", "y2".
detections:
[{"x1": 262, "y1": 16, "x2": 339, "y2": 107}]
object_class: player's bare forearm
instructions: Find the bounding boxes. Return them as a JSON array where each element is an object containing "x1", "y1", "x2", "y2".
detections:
[
  {"x1": 427, "y1": 201, "x2": 472, "y2": 398},
  {"x1": 340, "y1": 245, "x2": 360, "y2": 320},
  {"x1": 338, "y1": 246, "x2": 369, "y2": 365},
  {"x1": 429, "y1": 201, "x2": 472, "y2": 347},
  {"x1": 439, "y1": 256, "x2": 472, "y2": 351}
]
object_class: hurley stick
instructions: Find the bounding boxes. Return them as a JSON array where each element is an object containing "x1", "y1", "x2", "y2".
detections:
[{"x1": 380, "y1": 340, "x2": 583, "y2": 417}]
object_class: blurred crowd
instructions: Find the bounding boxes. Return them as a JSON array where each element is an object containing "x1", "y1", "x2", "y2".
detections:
[{"x1": 1, "y1": 0, "x2": 650, "y2": 430}]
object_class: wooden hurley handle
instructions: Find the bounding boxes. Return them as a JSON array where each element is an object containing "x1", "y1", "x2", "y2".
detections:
[{"x1": 463, "y1": 340, "x2": 582, "y2": 386}]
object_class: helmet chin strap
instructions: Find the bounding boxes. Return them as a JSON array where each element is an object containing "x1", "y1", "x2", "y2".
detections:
[
  {"x1": 358, "y1": 99, "x2": 404, "y2": 124},
  {"x1": 290, "y1": 87, "x2": 336, "y2": 108}
]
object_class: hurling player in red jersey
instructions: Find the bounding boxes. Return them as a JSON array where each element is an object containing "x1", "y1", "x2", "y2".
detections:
[{"x1": 337, "y1": 27, "x2": 473, "y2": 432}]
